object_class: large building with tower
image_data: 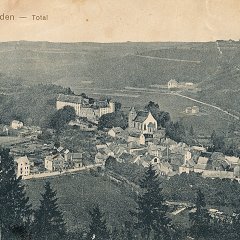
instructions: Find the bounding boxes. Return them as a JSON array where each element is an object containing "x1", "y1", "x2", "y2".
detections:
[{"x1": 56, "y1": 94, "x2": 115, "y2": 122}]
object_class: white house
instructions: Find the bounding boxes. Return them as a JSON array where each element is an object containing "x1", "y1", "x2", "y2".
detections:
[
  {"x1": 45, "y1": 154, "x2": 65, "y2": 172},
  {"x1": 108, "y1": 127, "x2": 124, "y2": 138},
  {"x1": 15, "y1": 156, "x2": 30, "y2": 177},
  {"x1": 11, "y1": 120, "x2": 23, "y2": 129},
  {"x1": 168, "y1": 79, "x2": 178, "y2": 89},
  {"x1": 185, "y1": 106, "x2": 200, "y2": 114}
]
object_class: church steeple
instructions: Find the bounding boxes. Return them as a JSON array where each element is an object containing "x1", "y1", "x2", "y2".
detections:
[{"x1": 128, "y1": 107, "x2": 137, "y2": 128}]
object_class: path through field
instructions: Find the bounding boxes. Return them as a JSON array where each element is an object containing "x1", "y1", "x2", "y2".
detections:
[
  {"x1": 174, "y1": 93, "x2": 240, "y2": 120},
  {"x1": 134, "y1": 54, "x2": 201, "y2": 63}
]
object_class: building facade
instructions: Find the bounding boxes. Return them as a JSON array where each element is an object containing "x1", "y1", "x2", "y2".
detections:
[
  {"x1": 56, "y1": 94, "x2": 115, "y2": 122},
  {"x1": 128, "y1": 108, "x2": 157, "y2": 134},
  {"x1": 15, "y1": 156, "x2": 30, "y2": 177}
]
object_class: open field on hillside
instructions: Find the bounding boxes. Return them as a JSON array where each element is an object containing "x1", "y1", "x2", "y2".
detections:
[
  {"x1": 24, "y1": 171, "x2": 137, "y2": 232},
  {"x1": 76, "y1": 87, "x2": 236, "y2": 135}
]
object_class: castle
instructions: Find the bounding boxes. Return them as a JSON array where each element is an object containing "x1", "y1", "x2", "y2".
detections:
[
  {"x1": 56, "y1": 94, "x2": 115, "y2": 122},
  {"x1": 128, "y1": 107, "x2": 157, "y2": 134}
]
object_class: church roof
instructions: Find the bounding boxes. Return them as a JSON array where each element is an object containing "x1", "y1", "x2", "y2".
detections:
[{"x1": 133, "y1": 111, "x2": 150, "y2": 123}]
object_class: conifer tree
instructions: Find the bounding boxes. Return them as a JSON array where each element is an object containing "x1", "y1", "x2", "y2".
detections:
[
  {"x1": 33, "y1": 181, "x2": 66, "y2": 240},
  {"x1": 0, "y1": 148, "x2": 32, "y2": 239},
  {"x1": 189, "y1": 189, "x2": 211, "y2": 239},
  {"x1": 86, "y1": 205, "x2": 110, "y2": 240},
  {"x1": 135, "y1": 164, "x2": 172, "y2": 240},
  {"x1": 231, "y1": 199, "x2": 240, "y2": 239}
]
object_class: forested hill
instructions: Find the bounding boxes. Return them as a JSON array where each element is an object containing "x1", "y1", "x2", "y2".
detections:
[{"x1": 0, "y1": 40, "x2": 239, "y2": 112}]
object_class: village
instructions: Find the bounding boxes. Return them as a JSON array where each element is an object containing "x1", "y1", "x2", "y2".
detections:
[{"x1": 0, "y1": 91, "x2": 239, "y2": 183}]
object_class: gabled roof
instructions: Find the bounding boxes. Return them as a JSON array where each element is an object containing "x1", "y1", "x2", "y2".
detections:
[
  {"x1": 195, "y1": 157, "x2": 211, "y2": 170},
  {"x1": 109, "y1": 127, "x2": 124, "y2": 134},
  {"x1": 71, "y1": 153, "x2": 83, "y2": 159},
  {"x1": 168, "y1": 79, "x2": 178, "y2": 84},
  {"x1": 129, "y1": 131, "x2": 143, "y2": 138},
  {"x1": 12, "y1": 120, "x2": 23, "y2": 124},
  {"x1": 45, "y1": 154, "x2": 64, "y2": 162},
  {"x1": 133, "y1": 111, "x2": 150, "y2": 123},
  {"x1": 16, "y1": 156, "x2": 29, "y2": 164},
  {"x1": 118, "y1": 152, "x2": 133, "y2": 162},
  {"x1": 57, "y1": 94, "x2": 83, "y2": 104}
]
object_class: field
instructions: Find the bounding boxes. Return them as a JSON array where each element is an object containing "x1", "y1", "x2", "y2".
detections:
[
  {"x1": 24, "y1": 171, "x2": 137, "y2": 232},
  {"x1": 0, "y1": 40, "x2": 239, "y2": 135},
  {"x1": 77, "y1": 87, "x2": 237, "y2": 135}
]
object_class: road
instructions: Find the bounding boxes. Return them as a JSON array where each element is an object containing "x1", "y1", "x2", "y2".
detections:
[
  {"x1": 134, "y1": 54, "x2": 201, "y2": 63},
  {"x1": 173, "y1": 92, "x2": 240, "y2": 120},
  {"x1": 23, "y1": 163, "x2": 103, "y2": 180}
]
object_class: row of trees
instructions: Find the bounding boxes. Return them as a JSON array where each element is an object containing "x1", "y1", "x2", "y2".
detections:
[{"x1": 0, "y1": 148, "x2": 66, "y2": 240}]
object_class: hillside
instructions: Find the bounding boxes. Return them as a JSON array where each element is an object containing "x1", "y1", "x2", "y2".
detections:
[
  {"x1": 25, "y1": 171, "x2": 136, "y2": 232},
  {"x1": 0, "y1": 40, "x2": 239, "y2": 113}
]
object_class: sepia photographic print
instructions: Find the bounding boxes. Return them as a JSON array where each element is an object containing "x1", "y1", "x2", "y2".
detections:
[{"x1": 0, "y1": 0, "x2": 240, "y2": 239}]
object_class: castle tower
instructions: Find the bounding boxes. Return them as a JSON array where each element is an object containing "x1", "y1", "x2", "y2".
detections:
[
  {"x1": 128, "y1": 107, "x2": 137, "y2": 128},
  {"x1": 109, "y1": 100, "x2": 115, "y2": 113}
]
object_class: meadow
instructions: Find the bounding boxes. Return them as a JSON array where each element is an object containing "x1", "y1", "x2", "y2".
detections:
[{"x1": 25, "y1": 171, "x2": 137, "y2": 232}]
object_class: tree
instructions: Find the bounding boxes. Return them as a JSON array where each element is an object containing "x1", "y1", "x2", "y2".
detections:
[
  {"x1": 86, "y1": 205, "x2": 110, "y2": 240},
  {"x1": 0, "y1": 148, "x2": 32, "y2": 239},
  {"x1": 231, "y1": 199, "x2": 240, "y2": 239},
  {"x1": 189, "y1": 189, "x2": 211, "y2": 239},
  {"x1": 33, "y1": 181, "x2": 66, "y2": 240},
  {"x1": 189, "y1": 125, "x2": 194, "y2": 136},
  {"x1": 49, "y1": 106, "x2": 76, "y2": 132},
  {"x1": 165, "y1": 121, "x2": 186, "y2": 142},
  {"x1": 144, "y1": 101, "x2": 171, "y2": 128},
  {"x1": 134, "y1": 164, "x2": 172, "y2": 239},
  {"x1": 98, "y1": 111, "x2": 128, "y2": 130}
]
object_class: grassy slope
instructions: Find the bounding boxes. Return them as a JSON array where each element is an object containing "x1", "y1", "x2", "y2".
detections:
[{"x1": 24, "y1": 171, "x2": 136, "y2": 232}]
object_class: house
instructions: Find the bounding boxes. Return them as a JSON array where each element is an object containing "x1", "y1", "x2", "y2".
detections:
[
  {"x1": 95, "y1": 151, "x2": 108, "y2": 163},
  {"x1": 15, "y1": 156, "x2": 30, "y2": 177},
  {"x1": 211, "y1": 152, "x2": 229, "y2": 171},
  {"x1": 117, "y1": 152, "x2": 133, "y2": 163},
  {"x1": 44, "y1": 154, "x2": 65, "y2": 172},
  {"x1": 148, "y1": 144, "x2": 168, "y2": 158},
  {"x1": 128, "y1": 131, "x2": 145, "y2": 145},
  {"x1": 11, "y1": 120, "x2": 23, "y2": 129},
  {"x1": 152, "y1": 130, "x2": 166, "y2": 143},
  {"x1": 168, "y1": 79, "x2": 178, "y2": 89},
  {"x1": 128, "y1": 142, "x2": 147, "y2": 155},
  {"x1": 191, "y1": 146, "x2": 206, "y2": 153},
  {"x1": 128, "y1": 107, "x2": 157, "y2": 134},
  {"x1": 154, "y1": 161, "x2": 174, "y2": 176},
  {"x1": 192, "y1": 106, "x2": 200, "y2": 114},
  {"x1": 185, "y1": 106, "x2": 200, "y2": 114},
  {"x1": 179, "y1": 161, "x2": 194, "y2": 174},
  {"x1": 194, "y1": 156, "x2": 212, "y2": 173},
  {"x1": 56, "y1": 94, "x2": 115, "y2": 122},
  {"x1": 108, "y1": 127, "x2": 124, "y2": 138},
  {"x1": 225, "y1": 156, "x2": 240, "y2": 168},
  {"x1": 64, "y1": 152, "x2": 83, "y2": 168}
]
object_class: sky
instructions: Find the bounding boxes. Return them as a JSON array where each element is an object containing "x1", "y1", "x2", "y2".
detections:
[{"x1": 0, "y1": 0, "x2": 239, "y2": 42}]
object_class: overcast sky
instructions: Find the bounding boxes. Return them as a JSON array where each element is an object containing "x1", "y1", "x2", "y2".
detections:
[{"x1": 0, "y1": 0, "x2": 239, "y2": 42}]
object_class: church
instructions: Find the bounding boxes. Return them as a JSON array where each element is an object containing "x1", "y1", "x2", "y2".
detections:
[{"x1": 128, "y1": 107, "x2": 158, "y2": 134}]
